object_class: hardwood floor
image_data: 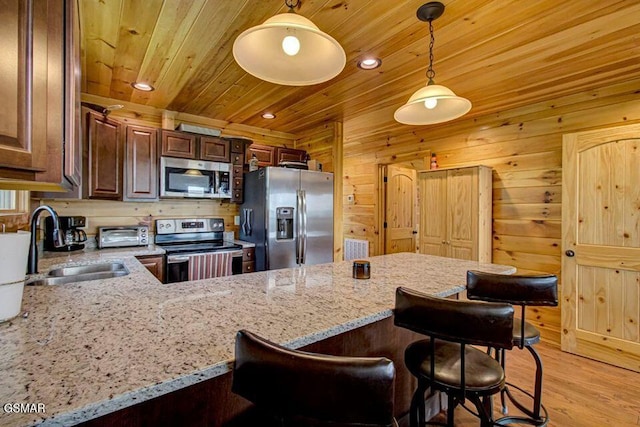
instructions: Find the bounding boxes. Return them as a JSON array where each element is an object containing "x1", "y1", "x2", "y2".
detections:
[{"x1": 420, "y1": 342, "x2": 640, "y2": 426}]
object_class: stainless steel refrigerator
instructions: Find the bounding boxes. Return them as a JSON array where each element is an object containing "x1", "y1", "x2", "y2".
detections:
[{"x1": 240, "y1": 167, "x2": 334, "y2": 271}]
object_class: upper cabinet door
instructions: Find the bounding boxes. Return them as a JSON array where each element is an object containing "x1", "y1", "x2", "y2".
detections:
[
  {"x1": 0, "y1": 0, "x2": 63, "y2": 180},
  {"x1": 85, "y1": 111, "x2": 124, "y2": 200},
  {"x1": 275, "y1": 147, "x2": 307, "y2": 164},
  {"x1": 125, "y1": 125, "x2": 158, "y2": 201},
  {"x1": 200, "y1": 136, "x2": 230, "y2": 162},
  {"x1": 63, "y1": 0, "x2": 81, "y2": 187},
  {"x1": 160, "y1": 130, "x2": 197, "y2": 159},
  {"x1": 245, "y1": 144, "x2": 276, "y2": 167}
]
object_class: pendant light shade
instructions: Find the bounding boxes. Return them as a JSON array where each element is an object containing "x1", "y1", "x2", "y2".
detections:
[
  {"x1": 394, "y1": 83, "x2": 471, "y2": 125},
  {"x1": 395, "y1": 2, "x2": 471, "y2": 125},
  {"x1": 233, "y1": 6, "x2": 346, "y2": 86}
]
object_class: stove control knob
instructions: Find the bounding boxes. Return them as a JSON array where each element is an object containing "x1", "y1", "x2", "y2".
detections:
[{"x1": 159, "y1": 224, "x2": 164, "y2": 228}]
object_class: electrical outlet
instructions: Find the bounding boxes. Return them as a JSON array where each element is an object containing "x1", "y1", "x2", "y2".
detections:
[{"x1": 234, "y1": 215, "x2": 240, "y2": 225}]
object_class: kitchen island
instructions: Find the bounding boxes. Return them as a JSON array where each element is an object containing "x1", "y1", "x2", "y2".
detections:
[{"x1": 0, "y1": 252, "x2": 514, "y2": 426}]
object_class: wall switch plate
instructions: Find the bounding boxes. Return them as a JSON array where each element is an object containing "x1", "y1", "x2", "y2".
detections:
[{"x1": 234, "y1": 215, "x2": 240, "y2": 225}]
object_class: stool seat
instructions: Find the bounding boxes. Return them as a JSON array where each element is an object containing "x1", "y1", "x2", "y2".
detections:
[
  {"x1": 405, "y1": 339, "x2": 505, "y2": 394},
  {"x1": 514, "y1": 318, "x2": 541, "y2": 347}
]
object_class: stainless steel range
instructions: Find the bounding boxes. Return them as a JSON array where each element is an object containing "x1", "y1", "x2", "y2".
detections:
[{"x1": 155, "y1": 218, "x2": 243, "y2": 283}]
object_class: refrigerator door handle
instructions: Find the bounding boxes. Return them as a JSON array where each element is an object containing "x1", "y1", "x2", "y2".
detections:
[
  {"x1": 242, "y1": 208, "x2": 252, "y2": 236},
  {"x1": 296, "y1": 191, "x2": 302, "y2": 264},
  {"x1": 300, "y1": 189, "x2": 307, "y2": 264}
]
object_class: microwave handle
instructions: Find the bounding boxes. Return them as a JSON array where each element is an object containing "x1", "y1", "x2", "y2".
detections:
[{"x1": 242, "y1": 208, "x2": 252, "y2": 236}]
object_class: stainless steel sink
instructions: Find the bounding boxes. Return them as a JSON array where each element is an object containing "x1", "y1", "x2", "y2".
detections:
[{"x1": 27, "y1": 262, "x2": 129, "y2": 286}]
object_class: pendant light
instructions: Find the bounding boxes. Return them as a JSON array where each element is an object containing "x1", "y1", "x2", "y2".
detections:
[
  {"x1": 233, "y1": 0, "x2": 346, "y2": 86},
  {"x1": 394, "y1": 2, "x2": 471, "y2": 125}
]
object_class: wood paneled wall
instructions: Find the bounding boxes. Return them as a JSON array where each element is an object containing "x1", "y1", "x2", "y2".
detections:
[
  {"x1": 341, "y1": 78, "x2": 640, "y2": 345},
  {"x1": 43, "y1": 199, "x2": 238, "y2": 237}
]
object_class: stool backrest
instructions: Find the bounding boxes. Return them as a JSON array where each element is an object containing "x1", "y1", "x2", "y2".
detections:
[
  {"x1": 394, "y1": 287, "x2": 514, "y2": 350},
  {"x1": 466, "y1": 270, "x2": 558, "y2": 307},
  {"x1": 232, "y1": 330, "x2": 396, "y2": 427}
]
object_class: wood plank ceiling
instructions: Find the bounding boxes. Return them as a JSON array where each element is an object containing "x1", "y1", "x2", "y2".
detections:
[{"x1": 79, "y1": 0, "x2": 640, "y2": 135}]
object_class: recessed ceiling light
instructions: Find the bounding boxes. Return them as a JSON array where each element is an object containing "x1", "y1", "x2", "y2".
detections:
[
  {"x1": 357, "y1": 57, "x2": 382, "y2": 70},
  {"x1": 131, "y1": 82, "x2": 155, "y2": 91},
  {"x1": 262, "y1": 112, "x2": 276, "y2": 119}
]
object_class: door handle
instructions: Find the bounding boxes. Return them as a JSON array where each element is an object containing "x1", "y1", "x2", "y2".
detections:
[
  {"x1": 301, "y1": 190, "x2": 307, "y2": 264},
  {"x1": 565, "y1": 250, "x2": 575, "y2": 257}
]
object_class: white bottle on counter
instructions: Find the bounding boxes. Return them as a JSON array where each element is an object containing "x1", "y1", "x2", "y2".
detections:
[{"x1": 249, "y1": 154, "x2": 259, "y2": 172}]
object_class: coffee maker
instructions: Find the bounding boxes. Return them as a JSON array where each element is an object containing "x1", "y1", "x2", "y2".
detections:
[{"x1": 45, "y1": 216, "x2": 87, "y2": 251}]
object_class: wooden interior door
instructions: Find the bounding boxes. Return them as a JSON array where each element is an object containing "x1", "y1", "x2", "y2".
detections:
[
  {"x1": 447, "y1": 167, "x2": 478, "y2": 260},
  {"x1": 385, "y1": 165, "x2": 418, "y2": 254},
  {"x1": 562, "y1": 124, "x2": 640, "y2": 372},
  {"x1": 418, "y1": 170, "x2": 447, "y2": 257}
]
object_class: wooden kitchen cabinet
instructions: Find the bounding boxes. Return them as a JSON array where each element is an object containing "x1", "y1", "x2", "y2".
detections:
[
  {"x1": 160, "y1": 130, "x2": 197, "y2": 159},
  {"x1": 418, "y1": 165, "x2": 492, "y2": 263},
  {"x1": 242, "y1": 247, "x2": 256, "y2": 273},
  {"x1": 84, "y1": 110, "x2": 125, "y2": 200},
  {"x1": 125, "y1": 125, "x2": 158, "y2": 201},
  {"x1": 245, "y1": 144, "x2": 276, "y2": 167},
  {"x1": 200, "y1": 136, "x2": 230, "y2": 162},
  {"x1": 245, "y1": 145, "x2": 307, "y2": 167},
  {"x1": 275, "y1": 147, "x2": 307, "y2": 164},
  {"x1": 0, "y1": 0, "x2": 81, "y2": 190},
  {"x1": 228, "y1": 137, "x2": 250, "y2": 203},
  {"x1": 161, "y1": 130, "x2": 233, "y2": 163},
  {"x1": 136, "y1": 255, "x2": 165, "y2": 283}
]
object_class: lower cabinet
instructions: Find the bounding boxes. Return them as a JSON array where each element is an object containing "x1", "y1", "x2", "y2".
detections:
[
  {"x1": 136, "y1": 255, "x2": 165, "y2": 283},
  {"x1": 242, "y1": 247, "x2": 255, "y2": 273}
]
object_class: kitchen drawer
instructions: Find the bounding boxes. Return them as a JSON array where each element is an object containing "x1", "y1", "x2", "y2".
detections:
[
  {"x1": 233, "y1": 176, "x2": 243, "y2": 190},
  {"x1": 230, "y1": 139, "x2": 245, "y2": 153},
  {"x1": 233, "y1": 165, "x2": 243, "y2": 177},
  {"x1": 231, "y1": 152, "x2": 244, "y2": 165},
  {"x1": 242, "y1": 247, "x2": 255, "y2": 262},
  {"x1": 242, "y1": 260, "x2": 255, "y2": 274}
]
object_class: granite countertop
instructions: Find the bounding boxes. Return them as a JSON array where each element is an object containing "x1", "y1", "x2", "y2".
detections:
[{"x1": 0, "y1": 252, "x2": 514, "y2": 426}]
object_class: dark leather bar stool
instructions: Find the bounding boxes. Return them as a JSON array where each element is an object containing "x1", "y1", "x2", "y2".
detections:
[
  {"x1": 394, "y1": 287, "x2": 514, "y2": 427},
  {"x1": 232, "y1": 329, "x2": 398, "y2": 427},
  {"x1": 466, "y1": 270, "x2": 558, "y2": 426}
]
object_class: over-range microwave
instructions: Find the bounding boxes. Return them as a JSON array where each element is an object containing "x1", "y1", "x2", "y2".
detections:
[{"x1": 160, "y1": 157, "x2": 232, "y2": 199}]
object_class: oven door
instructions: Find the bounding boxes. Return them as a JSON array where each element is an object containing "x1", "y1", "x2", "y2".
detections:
[{"x1": 165, "y1": 250, "x2": 243, "y2": 283}]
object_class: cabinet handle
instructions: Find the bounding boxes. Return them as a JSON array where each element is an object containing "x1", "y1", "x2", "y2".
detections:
[
  {"x1": 565, "y1": 250, "x2": 575, "y2": 257},
  {"x1": 441, "y1": 240, "x2": 446, "y2": 244}
]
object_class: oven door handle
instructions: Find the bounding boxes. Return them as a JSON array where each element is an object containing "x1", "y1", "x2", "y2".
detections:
[{"x1": 167, "y1": 255, "x2": 190, "y2": 263}]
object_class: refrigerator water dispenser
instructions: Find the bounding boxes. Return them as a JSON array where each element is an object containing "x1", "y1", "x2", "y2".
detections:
[{"x1": 276, "y1": 207, "x2": 294, "y2": 240}]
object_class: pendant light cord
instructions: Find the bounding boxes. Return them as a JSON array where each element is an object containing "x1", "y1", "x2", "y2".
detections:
[{"x1": 426, "y1": 20, "x2": 436, "y2": 83}]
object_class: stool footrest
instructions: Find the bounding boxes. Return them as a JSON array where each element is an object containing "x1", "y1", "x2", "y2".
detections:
[{"x1": 499, "y1": 382, "x2": 549, "y2": 426}]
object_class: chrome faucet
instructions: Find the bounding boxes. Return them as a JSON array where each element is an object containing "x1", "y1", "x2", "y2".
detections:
[{"x1": 27, "y1": 205, "x2": 65, "y2": 274}]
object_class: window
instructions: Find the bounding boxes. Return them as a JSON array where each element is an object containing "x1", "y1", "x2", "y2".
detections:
[{"x1": 0, "y1": 190, "x2": 28, "y2": 215}]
